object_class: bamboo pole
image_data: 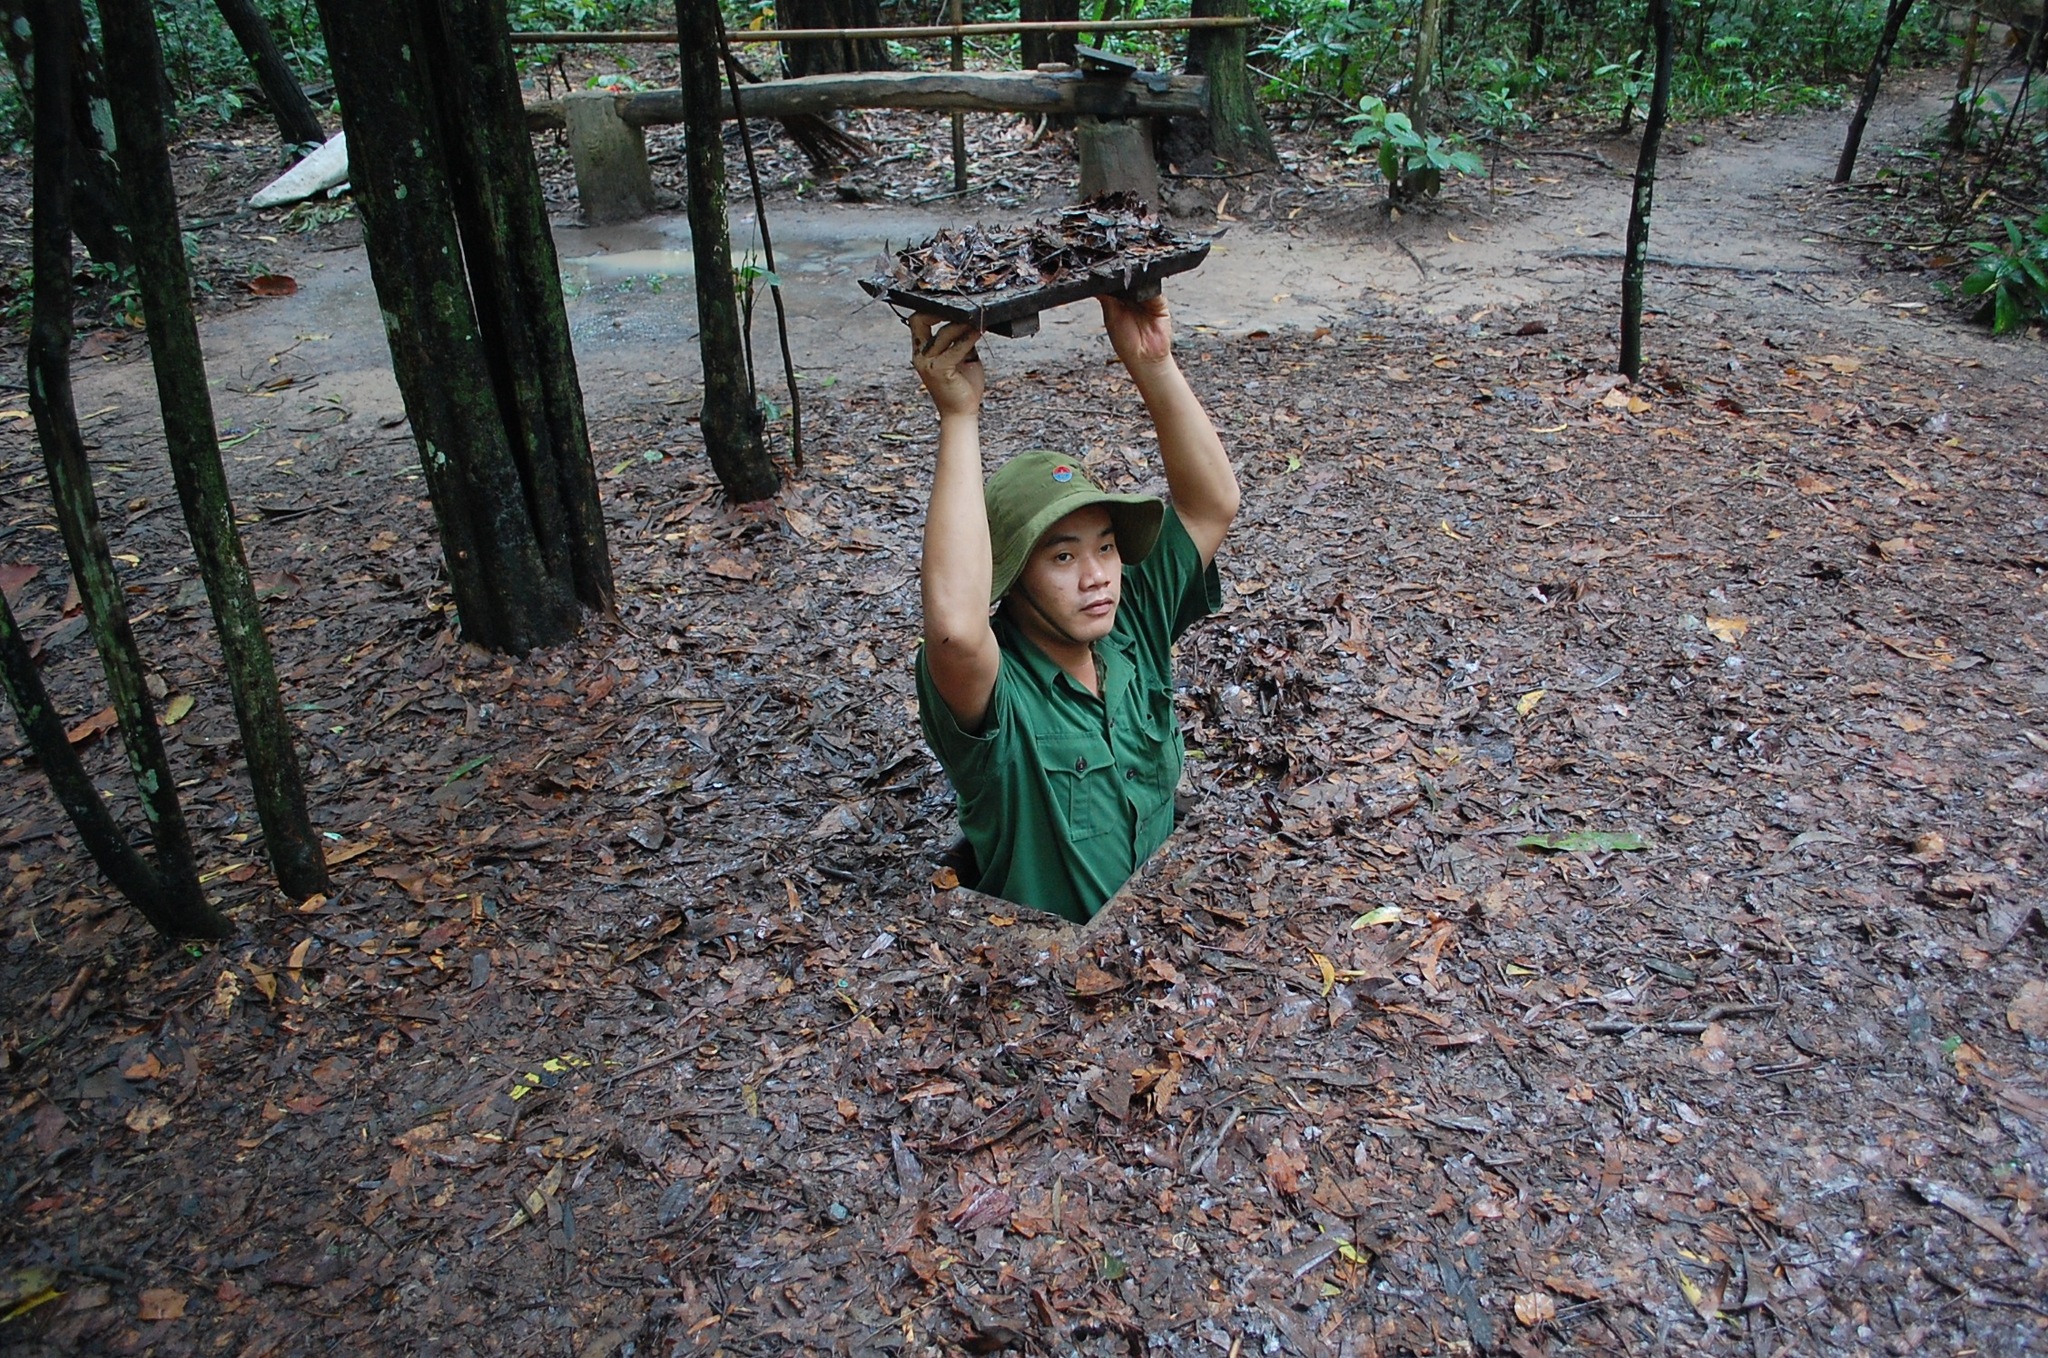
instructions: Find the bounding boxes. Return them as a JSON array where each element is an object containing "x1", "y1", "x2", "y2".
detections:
[{"x1": 511, "y1": 17, "x2": 1254, "y2": 44}]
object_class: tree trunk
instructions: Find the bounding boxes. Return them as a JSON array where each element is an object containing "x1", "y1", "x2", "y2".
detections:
[
  {"x1": 676, "y1": 0, "x2": 780, "y2": 503},
  {"x1": 778, "y1": 0, "x2": 892, "y2": 76},
  {"x1": 1525, "y1": 0, "x2": 1546, "y2": 59},
  {"x1": 1411, "y1": 0, "x2": 1449, "y2": 136},
  {"x1": 1020, "y1": 0, "x2": 1080, "y2": 69},
  {"x1": 1947, "y1": 6, "x2": 1982, "y2": 149},
  {"x1": 0, "y1": 592, "x2": 180, "y2": 929},
  {"x1": 426, "y1": 0, "x2": 616, "y2": 614},
  {"x1": 313, "y1": 0, "x2": 604, "y2": 653},
  {"x1": 1185, "y1": 0, "x2": 1272, "y2": 166},
  {"x1": 1620, "y1": 0, "x2": 1675, "y2": 380},
  {"x1": 1, "y1": 0, "x2": 128, "y2": 266},
  {"x1": 97, "y1": 0, "x2": 329, "y2": 901},
  {"x1": 1834, "y1": 0, "x2": 1916, "y2": 183},
  {"x1": 212, "y1": 0, "x2": 325, "y2": 147},
  {"x1": 27, "y1": 0, "x2": 224, "y2": 939}
]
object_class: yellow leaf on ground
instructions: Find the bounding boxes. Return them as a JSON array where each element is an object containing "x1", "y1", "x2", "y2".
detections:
[
  {"x1": 163, "y1": 694, "x2": 195, "y2": 725},
  {"x1": 1516, "y1": 689, "x2": 1546, "y2": 716},
  {"x1": 1311, "y1": 951, "x2": 1337, "y2": 996}
]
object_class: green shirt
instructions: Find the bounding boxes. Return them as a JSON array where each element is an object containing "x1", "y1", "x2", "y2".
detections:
[{"x1": 917, "y1": 507, "x2": 1222, "y2": 922}]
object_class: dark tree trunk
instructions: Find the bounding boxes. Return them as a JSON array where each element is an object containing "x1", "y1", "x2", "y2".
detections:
[
  {"x1": 26, "y1": 0, "x2": 224, "y2": 938},
  {"x1": 1185, "y1": 0, "x2": 1272, "y2": 166},
  {"x1": 1525, "y1": 0, "x2": 1546, "y2": 59},
  {"x1": 1620, "y1": 0, "x2": 1675, "y2": 379},
  {"x1": 2, "y1": 0, "x2": 128, "y2": 266},
  {"x1": 0, "y1": 593, "x2": 176, "y2": 927},
  {"x1": 97, "y1": 0, "x2": 329, "y2": 901},
  {"x1": 1835, "y1": 0, "x2": 1916, "y2": 182},
  {"x1": 676, "y1": 0, "x2": 780, "y2": 503},
  {"x1": 1020, "y1": 0, "x2": 1079, "y2": 69},
  {"x1": 778, "y1": 0, "x2": 892, "y2": 76},
  {"x1": 426, "y1": 0, "x2": 616, "y2": 614},
  {"x1": 212, "y1": 0, "x2": 326, "y2": 146},
  {"x1": 313, "y1": 0, "x2": 610, "y2": 653}
]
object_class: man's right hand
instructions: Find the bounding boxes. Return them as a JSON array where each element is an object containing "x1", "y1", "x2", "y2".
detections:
[{"x1": 911, "y1": 314, "x2": 986, "y2": 419}]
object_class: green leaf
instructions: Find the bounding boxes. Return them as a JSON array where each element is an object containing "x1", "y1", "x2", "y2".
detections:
[{"x1": 1517, "y1": 829, "x2": 1650, "y2": 853}]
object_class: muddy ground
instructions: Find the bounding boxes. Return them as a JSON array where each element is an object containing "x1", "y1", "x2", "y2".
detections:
[{"x1": 2, "y1": 64, "x2": 2046, "y2": 1357}]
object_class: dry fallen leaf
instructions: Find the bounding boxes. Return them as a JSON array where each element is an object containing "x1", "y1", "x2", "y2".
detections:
[
  {"x1": 137, "y1": 1288, "x2": 188, "y2": 1321},
  {"x1": 1704, "y1": 616, "x2": 1749, "y2": 644},
  {"x1": 1514, "y1": 1291, "x2": 1558, "y2": 1326},
  {"x1": 1072, "y1": 962, "x2": 1121, "y2": 997},
  {"x1": 125, "y1": 1100, "x2": 173, "y2": 1135},
  {"x1": 2008, "y1": 980, "x2": 2048, "y2": 1040}
]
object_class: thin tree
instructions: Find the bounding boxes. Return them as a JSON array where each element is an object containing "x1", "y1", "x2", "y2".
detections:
[
  {"x1": 1835, "y1": 0, "x2": 1917, "y2": 183},
  {"x1": 23, "y1": 0, "x2": 225, "y2": 938},
  {"x1": 1947, "y1": 6, "x2": 1983, "y2": 150},
  {"x1": 311, "y1": 0, "x2": 614, "y2": 653},
  {"x1": 98, "y1": 0, "x2": 329, "y2": 900},
  {"x1": 1187, "y1": 0, "x2": 1273, "y2": 166},
  {"x1": 0, "y1": 0, "x2": 127, "y2": 265},
  {"x1": 676, "y1": 0, "x2": 780, "y2": 503},
  {"x1": 0, "y1": 596, "x2": 195, "y2": 935},
  {"x1": 1620, "y1": 0, "x2": 1676, "y2": 380},
  {"x1": 1410, "y1": 0, "x2": 1450, "y2": 136},
  {"x1": 212, "y1": 0, "x2": 325, "y2": 147}
]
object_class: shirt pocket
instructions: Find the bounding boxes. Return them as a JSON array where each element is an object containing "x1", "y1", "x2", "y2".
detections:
[
  {"x1": 1124, "y1": 686, "x2": 1183, "y2": 813},
  {"x1": 1034, "y1": 733, "x2": 1122, "y2": 844}
]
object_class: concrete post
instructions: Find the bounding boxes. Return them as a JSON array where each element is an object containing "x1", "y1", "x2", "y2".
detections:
[
  {"x1": 563, "y1": 90, "x2": 655, "y2": 223},
  {"x1": 1075, "y1": 116, "x2": 1161, "y2": 210}
]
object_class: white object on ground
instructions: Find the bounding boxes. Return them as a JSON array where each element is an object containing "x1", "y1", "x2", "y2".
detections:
[{"x1": 249, "y1": 132, "x2": 350, "y2": 210}]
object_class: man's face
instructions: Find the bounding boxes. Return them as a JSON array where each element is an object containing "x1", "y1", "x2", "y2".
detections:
[{"x1": 1009, "y1": 505, "x2": 1121, "y2": 648}]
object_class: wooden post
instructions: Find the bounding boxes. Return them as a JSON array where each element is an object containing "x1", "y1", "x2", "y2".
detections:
[{"x1": 564, "y1": 89, "x2": 656, "y2": 222}]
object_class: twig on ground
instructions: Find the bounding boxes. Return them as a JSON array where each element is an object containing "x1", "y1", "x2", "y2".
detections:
[
  {"x1": 1480, "y1": 138, "x2": 1619, "y2": 172},
  {"x1": 1586, "y1": 1003, "x2": 1780, "y2": 1036},
  {"x1": 1550, "y1": 249, "x2": 1836, "y2": 275}
]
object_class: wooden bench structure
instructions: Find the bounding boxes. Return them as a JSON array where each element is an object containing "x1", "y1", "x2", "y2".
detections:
[{"x1": 514, "y1": 21, "x2": 1248, "y2": 222}]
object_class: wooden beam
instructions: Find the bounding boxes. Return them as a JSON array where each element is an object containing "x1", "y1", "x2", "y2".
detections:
[
  {"x1": 509, "y1": 17, "x2": 1255, "y2": 44},
  {"x1": 526, "y1": 70, "x2": 1208, "y2": 129}
]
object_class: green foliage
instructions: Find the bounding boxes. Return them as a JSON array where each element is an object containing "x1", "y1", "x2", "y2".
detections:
[
  {"x1": 1339, "y1": 94, "x2": 1482, "y2": 202},
  {"x1": 1963, "y1": 214, "x2": 2048, "y2": 335},
  {"x1": 1253, "y1": 0, "x2": 1953, "y2": 124}
]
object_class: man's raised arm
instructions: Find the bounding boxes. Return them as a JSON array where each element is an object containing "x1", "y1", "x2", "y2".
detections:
[
  {"x1": 913, "y1": 315, "x2": 1001, "y2": 731},
  {"x1": 1099, "y1": 293, "x2": 1240, "y2": 566}
]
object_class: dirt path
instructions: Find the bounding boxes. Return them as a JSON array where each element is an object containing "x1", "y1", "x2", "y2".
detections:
[{"x1": 4, "y1": 76, "x2": 2047, "y2": 1358}]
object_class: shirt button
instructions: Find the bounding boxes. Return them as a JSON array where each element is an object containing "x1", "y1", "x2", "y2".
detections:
[
  {"x1": 1074, "y1": 756, "x2": 1088, "y2": 773},
  {"x1": 1124, "y1": 769, "x2": 1137, "y2": 781}
]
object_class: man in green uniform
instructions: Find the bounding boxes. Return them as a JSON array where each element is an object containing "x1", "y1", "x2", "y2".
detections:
[{"x1": 911, "y1": 292, "x2": 1240, "y2": 922}]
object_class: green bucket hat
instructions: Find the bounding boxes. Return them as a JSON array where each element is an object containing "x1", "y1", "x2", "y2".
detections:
[{"x1": 985, "y1": 451, "x2": 1163, "y2": 604}]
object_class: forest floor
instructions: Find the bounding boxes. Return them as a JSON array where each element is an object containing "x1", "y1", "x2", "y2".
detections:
[{"x1": 1, "y1": 60, "x2": 2046, "y2": 1358}]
